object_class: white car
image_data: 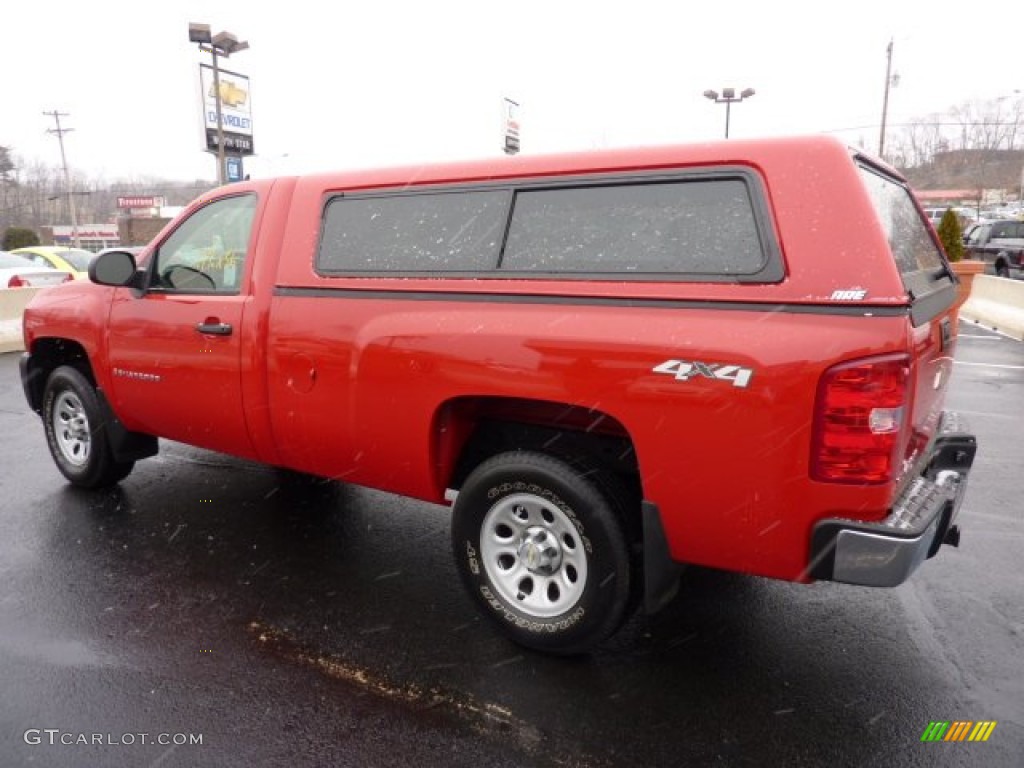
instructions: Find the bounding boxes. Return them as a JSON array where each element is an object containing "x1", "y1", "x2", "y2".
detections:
[{"x1": 0, "y1": 251, "x2": 74, "y2": 288}]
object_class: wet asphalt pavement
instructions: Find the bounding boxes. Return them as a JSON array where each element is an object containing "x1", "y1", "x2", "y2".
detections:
[{"x1": 0, "y1": 323, "x2": 1022, "y2": 768}]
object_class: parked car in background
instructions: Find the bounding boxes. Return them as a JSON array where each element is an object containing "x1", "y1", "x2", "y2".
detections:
[
  {"x1": 963, "y1": 219, "x2": 1024, "y2": 278},
  {"x1": 12, "y1": 246, "x2": 98, "y2": 280},
  {"x1": 979, "y1": 207, "x2": 1022, "y2": 223},
  {"x1": 962, "y1": 222, "x2": 985, "y2": 245},
  {"x1": 0, "y1": 251, "x2": 74, "y2": 288},
  {"x1": 952, "y1": 207, "x2": 978, "y2": 224},
  {"x1": 923, "y1": 207, "x2": 975, "y2": 230}
]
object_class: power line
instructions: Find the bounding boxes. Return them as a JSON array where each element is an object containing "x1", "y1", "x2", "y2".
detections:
[
  {"x1": 43, "y1": 110, "x2": 81, "y2": 248},
  {"x1": 825, "y1": 121, "x2": 1024, "y2": 134}
]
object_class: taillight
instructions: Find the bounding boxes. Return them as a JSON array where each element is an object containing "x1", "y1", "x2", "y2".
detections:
[
  {"x1": 62, "y1": 273, "x2": 74, "y2": 283},
  {"x1": 811, "y1": 354, "x2": 910, "y2": 484},
  {"x1": 8, "y1": 275, "x2": 28, "y2": 288}
]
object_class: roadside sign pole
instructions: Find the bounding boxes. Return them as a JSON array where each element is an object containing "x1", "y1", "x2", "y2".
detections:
[{"x1": 211, "y1": 47, "x2": 226, "y2": 185}]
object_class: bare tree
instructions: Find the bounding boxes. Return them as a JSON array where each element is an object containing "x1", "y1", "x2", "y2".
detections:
[
  {"x1": 894, "y1": 95, "x2": 1024, "y2": 168},
  {"x1": 889, "y1": 116, "x2": 947, "y2": 167},
  {"x1": 0, "y1": 146, "x2": 217, "y2": 239},
  {"x1": 0, "y1": 146, "x2": 13, "y2": 181}
]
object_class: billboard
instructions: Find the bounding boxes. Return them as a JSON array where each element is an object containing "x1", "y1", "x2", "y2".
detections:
[
  {"x1": 53, "y1": 225, "x2": 118, "y2": 240},
  {"x1": 199, "y1": 63, "x2": 254, "y2": 155},
  {"x1": 503, "y1": 98, "x2": 520, "y2": 155}
]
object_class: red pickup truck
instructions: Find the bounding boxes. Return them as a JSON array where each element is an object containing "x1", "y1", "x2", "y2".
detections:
[{"x1": 20, "y1": 136, "x2": 977, "y2": 654}]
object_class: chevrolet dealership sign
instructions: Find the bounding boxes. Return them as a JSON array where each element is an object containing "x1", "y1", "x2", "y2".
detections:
[{"x1": 199, "y1": 64, "x2": 255, "y2": 155}]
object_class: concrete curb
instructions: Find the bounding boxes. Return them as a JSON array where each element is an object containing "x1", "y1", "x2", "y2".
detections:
[
  {"x1": 0, "y1": 287, "x2": 42, "y2": 354},
  {"x1": 959, "y1": 274, "x2": 1024, "y2": 341}
]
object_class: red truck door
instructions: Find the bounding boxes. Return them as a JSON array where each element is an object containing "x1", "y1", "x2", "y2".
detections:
[{"x1": 104, "y1": 194, "x2": 259, "y2": 458}]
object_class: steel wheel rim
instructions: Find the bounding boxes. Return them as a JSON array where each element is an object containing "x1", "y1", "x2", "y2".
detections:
[
  {"x1": 52, "y1": 390, "x2": 91, "y2": 467},
  {"x1": 480, "y1": 492, "x2": 588, "y2": 618}
]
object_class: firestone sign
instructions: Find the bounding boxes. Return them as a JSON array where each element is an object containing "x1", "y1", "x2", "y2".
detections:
[{"x1": 117, "y1": 196, "x2": 164, "y2": 209}]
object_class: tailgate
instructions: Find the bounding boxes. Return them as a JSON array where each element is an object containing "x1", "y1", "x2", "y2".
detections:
[
  {"x1": 904, "y1": 290, "x2": 957, "y2": 482},
  {"x1": 857, "y1": 162, "x2": 959, "y2": 485}
]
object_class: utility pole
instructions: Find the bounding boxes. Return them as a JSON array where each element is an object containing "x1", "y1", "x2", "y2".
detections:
[
  {"x1": 44, "y1": 110, "x2": 81, "y2": 249},
  {"x1": 878, "y1": 39, "x2": 894, "y2": 160}
]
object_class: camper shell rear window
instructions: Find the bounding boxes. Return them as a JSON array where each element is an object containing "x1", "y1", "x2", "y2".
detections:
[
  {"x1": 316, "y1": 169, "x2": 783, "y2": 282},
  {"x1": 857, "y1": 164, "x2": 952, "y2": 295}
]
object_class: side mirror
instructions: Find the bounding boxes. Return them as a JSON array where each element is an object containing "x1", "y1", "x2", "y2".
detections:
[{"x1": 89, "y1": 250, "x2": 139, "y2": 287}]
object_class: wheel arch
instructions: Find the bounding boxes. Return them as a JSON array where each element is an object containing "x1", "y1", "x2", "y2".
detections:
[
  {"x1": 25, "y1": 338, "x2": 158, "y2": 464},
  {"x1": 432, "y1": 395, "x2": 642, "y2": 512},
  {"x1": 22, "y1": 337, "x2": 96, "y2": 413}
]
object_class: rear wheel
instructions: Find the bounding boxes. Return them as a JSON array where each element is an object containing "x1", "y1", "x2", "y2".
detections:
[
  {"x1": 451, "y1": 451, "x2": 633, "y2": 654},
  {"x1": 42, "y1": 366, "x2": 134, "y2": 488},
  {"x1": 995, "y1": 260, "x2": 1010, "y2": 278}
]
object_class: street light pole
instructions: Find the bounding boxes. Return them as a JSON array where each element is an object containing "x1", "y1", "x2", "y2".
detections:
[
  {"x1": 189, "y1": 23, "x2": 249, "y2": 185},
  {"x1": 703, "y1": 88, "x2": 756, "y2": 139},
  {"x1": 210, "y1": 45, "x2": 226, "y2": 185}
]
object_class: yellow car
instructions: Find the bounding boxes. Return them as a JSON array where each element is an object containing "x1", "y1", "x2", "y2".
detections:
[{"x1": 12, "y1": 246, "x2": 98, "y2": 280}]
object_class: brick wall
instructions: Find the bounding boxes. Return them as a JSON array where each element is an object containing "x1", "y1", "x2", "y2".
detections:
[{"x1": 118, "y1": 217, "x2": 171, "y2": 247}]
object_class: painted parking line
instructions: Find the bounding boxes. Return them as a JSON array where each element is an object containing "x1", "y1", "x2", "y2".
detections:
[
  {"x1": 957, "y1": 320, "x2": 1022, "y2": 342},
  {"x1": 953, "y1": 409, "x2": 1019, "y2": 423},
  {"x1": 953, "y1": 361, "x2": 1024, "y2": 371}
]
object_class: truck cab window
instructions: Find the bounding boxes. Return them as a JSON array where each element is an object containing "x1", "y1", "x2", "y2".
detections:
[{"x1": 152, "y1": 194, "x2": 256, "y2": 293}]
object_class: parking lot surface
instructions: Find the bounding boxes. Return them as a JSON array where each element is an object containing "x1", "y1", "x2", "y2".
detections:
[{"x1": 0, "y1": 326, "x2": 1021, "y2": 767}]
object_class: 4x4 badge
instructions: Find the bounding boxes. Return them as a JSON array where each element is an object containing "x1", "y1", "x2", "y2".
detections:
[{"x1": 652, "y1": 359, "x2": 754, "y2": 388}]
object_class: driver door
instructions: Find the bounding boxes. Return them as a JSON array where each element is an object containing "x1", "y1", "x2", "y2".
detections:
[{"x1": 105, "y1": 193, "x2": 259, "y2": 458}]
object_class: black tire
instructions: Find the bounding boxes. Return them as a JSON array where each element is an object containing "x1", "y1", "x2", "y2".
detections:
[
  {"x1": 451, "y1": 451, "x2": 633, "y2": 654},
  {"x1": 42, "y1": 366, "x2": 135, "y2": 488},
  {"x1": 995, "y1": 261, "x2": 1009, "y2": 278}
]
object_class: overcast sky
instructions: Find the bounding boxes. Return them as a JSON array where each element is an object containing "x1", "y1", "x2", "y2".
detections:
[{"x1": 3, "y1": 0, "x2": 1023, "y2": 184}]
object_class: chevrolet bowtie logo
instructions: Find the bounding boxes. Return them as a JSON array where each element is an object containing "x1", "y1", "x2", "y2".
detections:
[{"x1": 210, "y1": 80, "x2": 247, "y2": 108}]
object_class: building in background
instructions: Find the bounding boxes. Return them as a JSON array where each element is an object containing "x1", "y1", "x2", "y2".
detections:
[{"x1": 43, "y1": 224, "x2": 119, "y2": 252}]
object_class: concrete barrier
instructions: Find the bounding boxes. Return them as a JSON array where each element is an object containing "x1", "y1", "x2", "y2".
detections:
[
  {"x1": 0, "y1": 287, "x2": 42, "y2": 354},
  {"x1": 959, "y1": 274, "x2": 1024, "y2": 340}
]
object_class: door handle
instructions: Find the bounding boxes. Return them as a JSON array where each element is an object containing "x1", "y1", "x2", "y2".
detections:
[
  {"x1": 939, "y1": 317, "x2": 952, "y2": 351},
  {"x1": 196, "y1": 321, "x2": 233, "y2": 336}
]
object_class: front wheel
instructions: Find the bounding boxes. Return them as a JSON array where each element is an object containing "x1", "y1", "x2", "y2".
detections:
[
  {"x1": 995, "y1": 261, "x2": 1010, "y2": 278},
  {"x1": 42, "y1": 366, "x2": 134, "y2": 488},
  {"x1": 451, "y1": 451, "x2": 634, "y2": 654}
]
